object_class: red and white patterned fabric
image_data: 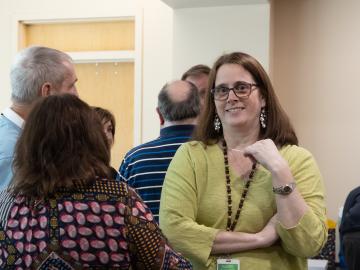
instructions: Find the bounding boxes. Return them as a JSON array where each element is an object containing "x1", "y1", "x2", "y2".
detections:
[{"x1": 0, "y1": 179, "x2": 192, "y2": 269}]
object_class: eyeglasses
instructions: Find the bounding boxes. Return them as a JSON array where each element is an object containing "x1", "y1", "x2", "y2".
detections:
[{"x1": 211, "y1": 81, "x2": 258, "y2": 100}]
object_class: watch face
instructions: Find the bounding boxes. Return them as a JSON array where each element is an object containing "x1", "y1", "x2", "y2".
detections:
[{"x1": 273, "y1": 183, "x2": 296, "y2": 195}]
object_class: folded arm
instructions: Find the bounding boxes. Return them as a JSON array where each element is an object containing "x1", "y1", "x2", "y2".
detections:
[{"x1": 211, "y1": 214, "x2": 278, "y2": 254}]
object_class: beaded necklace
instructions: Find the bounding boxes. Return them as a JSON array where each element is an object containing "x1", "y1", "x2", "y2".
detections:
[{"x1": 222, "y1": 140, "x2": 257, "y2": 231}]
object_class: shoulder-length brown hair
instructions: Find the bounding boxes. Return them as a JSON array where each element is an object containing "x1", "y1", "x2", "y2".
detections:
[
  {"x1": 11, "y1": 94, "x2": 113, "y2": 199},
  {"x1": 194, "y1": 52, "x2": 298, "y2": 147},
  {"x1": 93, "y1": 106, "x2": 116, "y2": 137}
]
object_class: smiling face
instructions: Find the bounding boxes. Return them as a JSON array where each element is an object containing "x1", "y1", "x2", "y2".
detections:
[{"x1": 214, "y1": 63, "x2": 265, "y2": 133}]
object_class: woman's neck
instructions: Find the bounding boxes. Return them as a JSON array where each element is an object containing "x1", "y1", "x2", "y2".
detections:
[{"x1": 222, "y1": 125, "x2": 260, "y2": 151}]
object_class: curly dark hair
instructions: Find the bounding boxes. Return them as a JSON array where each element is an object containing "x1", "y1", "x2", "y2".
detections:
[{"x1": 11, "y1": 94, "x2": 112, "y2": 199}]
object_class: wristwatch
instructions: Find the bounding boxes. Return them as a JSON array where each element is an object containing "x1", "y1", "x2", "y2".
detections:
[{"x1": 272, "y1": 182, "x2": 296, "y2": 195}]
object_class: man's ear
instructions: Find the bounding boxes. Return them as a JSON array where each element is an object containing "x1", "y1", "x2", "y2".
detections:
[
  {"x1": 156, "y1": 107, "x2": 165, "y2": 125},
  {"x1": 39, "y1": 82, "x2": 51, "y2": 97},
  {"x1": 40, "y1": 82, "x2": 52, "y2": 97}
]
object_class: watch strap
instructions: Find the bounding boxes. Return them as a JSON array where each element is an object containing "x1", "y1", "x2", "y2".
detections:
[{"x1": 272, "y1": 182, "x2": 296, "y2": 195}]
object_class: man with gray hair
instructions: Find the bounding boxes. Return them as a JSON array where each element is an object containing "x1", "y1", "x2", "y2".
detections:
[
  {"x1": 0, "y1": 46, "x2": 78, "y2": 190},
  {"x1": 118, "y1": 80, "x2": 200, "y2": 222}
]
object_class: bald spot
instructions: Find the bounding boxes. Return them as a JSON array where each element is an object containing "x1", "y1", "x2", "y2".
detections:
[{"x1": 166, "y1": 80, "x2": 191, "y2": 103}]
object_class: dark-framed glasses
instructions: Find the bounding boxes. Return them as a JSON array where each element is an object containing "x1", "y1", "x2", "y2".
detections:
[{"x1": 211, "y1": 81, "x2": 258, "y2": 100}]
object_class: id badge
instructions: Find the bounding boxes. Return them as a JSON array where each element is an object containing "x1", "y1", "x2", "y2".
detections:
[{"x1": 217, "y1": 258, "x2": 240, "y2": 270}]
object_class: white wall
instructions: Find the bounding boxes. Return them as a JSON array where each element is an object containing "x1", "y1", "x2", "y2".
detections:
[
  {"x1": 172, "y1": 4, "x2": 270, "y2": 78},
  {"x1": 141, "y1": 1, "x2": 174, "y2": 142}
]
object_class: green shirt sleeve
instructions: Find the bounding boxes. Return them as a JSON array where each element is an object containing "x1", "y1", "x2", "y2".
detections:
[
  {"x1": 276, "y1": 146, "x2": 328, "y2": 258},
  {"x1": 160, "y1": 143, "x2": 219, "y2": 267}
]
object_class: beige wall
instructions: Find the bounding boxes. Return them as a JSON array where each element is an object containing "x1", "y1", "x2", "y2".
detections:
[{"x1": 271, "y1": 0, "x2": 360, "y2": 220}]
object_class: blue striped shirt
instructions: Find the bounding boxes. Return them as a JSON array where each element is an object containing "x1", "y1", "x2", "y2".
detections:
[{"x1": 118, "y1": 125, "x2": 195, "y2": 222}]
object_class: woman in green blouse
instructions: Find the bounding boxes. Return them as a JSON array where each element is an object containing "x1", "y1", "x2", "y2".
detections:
[{"x1": 159, "y1": 52, "x2": 327, "y2": 270}]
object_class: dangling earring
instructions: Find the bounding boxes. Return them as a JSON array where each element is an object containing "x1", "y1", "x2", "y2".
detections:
[
  {"x1": 214, "y1": 114, "x2": 221, "y2": 132},
  {"x1": 260, "y1": 107, "x2": 267, "y2": 129}
]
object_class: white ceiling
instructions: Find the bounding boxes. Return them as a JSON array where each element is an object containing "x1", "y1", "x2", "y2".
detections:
[{"x1": 161, "y1": 0, "x2": 269, "y2": 9}]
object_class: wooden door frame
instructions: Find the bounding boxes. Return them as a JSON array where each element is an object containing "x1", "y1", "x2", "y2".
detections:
[{"x1": 11, "y1": 8, "x2": 143, "y2": 146}]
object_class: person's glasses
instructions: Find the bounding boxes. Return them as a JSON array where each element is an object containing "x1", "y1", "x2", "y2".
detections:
[{"x1": 211, "y1": 81, "x2": 258, "y2": 100}]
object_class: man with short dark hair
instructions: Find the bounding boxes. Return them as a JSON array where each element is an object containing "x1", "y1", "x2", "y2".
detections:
[
  {"x1": 0, "y1": 46, "x2": 78, "y2": 190},
  {"x1": 118, "y1": 80, "x2": 200, "y2": 222},
  {"x1": 181, "y1": 64, "x2": 210, "y2": 108}
]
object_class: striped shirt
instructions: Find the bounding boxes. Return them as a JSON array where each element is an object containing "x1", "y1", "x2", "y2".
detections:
[
  {"x1": 0, "y1": 189, "x2": 15, "y2": 229},
  {"x1": 118, "y1": 125, "x2": 195, "y2": 222}
]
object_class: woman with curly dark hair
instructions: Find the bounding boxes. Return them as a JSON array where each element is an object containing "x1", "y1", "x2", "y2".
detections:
[{"x1": 0, "y1": 94, "x2": 191, "y2": 269}]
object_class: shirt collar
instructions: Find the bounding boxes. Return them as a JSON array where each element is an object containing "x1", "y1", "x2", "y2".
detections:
[
  {"x1": 2, "y1": 107, "x2": 24, "y2": 129},
  {"x1": 160, "y1": 124, "x2": 195, "y2": 138}
]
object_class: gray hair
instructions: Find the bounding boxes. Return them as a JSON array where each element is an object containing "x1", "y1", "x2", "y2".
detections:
[
  {"x1": 10, "y1": 46, "x2": 72, "y2": 104},
  {"x1": 158, "y1": 81, "x2": 200, "y2": 122}
]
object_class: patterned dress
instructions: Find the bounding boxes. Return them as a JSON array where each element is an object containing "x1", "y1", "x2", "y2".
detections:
[{"x1": 0, "y1": 179, "x2": 192, "y2": 269}]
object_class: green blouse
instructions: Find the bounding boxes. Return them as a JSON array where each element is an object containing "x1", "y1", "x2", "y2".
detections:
[{"x1": 159, "y1": 141, "x2": 327, "y2": 270}]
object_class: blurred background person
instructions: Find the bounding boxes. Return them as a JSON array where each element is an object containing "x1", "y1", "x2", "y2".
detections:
[
  {"x1": 93, "y1": 106, "x2": 116, "y2": 147},
  {"x1": 181, "y1": 64, "x2": 210, "y2": 109},
  {"x1": 339, "y1": 186, "x2": 360, "y2": 270},
  {"x1": 0, "y1": 94, "x2": 192, "y2": 269},
  {"x1": 93, "y1": 106, "x2": 119, "y2": 179},
  {"x1": 160, "y1": 52, "x2": 327, "y2": 269},
  {"x1": 0, "y1": 46, "x2": 78, "y2": 191},
  {"x1": 118, "y1": 80, "x2": 200, "y2": 223}
]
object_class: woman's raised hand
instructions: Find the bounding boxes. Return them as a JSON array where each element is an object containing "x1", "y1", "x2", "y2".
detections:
[{"x1": 244, "y1": 139, "x2": 288, "y2": 174}]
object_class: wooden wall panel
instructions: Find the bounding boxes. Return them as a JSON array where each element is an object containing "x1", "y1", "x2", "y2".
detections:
[
  {"x1": 22, "y1": 20, "x2": 135, "y2": 51},
  {"x1": 75, "y1": 62, "x2": 134, "y2": 168}
]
